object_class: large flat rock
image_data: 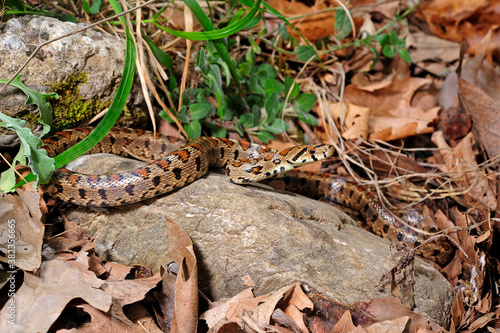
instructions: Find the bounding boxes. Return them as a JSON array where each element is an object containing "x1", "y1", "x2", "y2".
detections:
[{"x1": 57, "y1": 154, "x2": 454, "y2": 326}]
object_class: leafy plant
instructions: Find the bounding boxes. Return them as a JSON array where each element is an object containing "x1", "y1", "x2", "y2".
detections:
[
  {"x1": 316, "y1": 4, "x2": 416, "y2": 68},
  {"x1": 0, "y1": 0, "x2": 137, "y2": 192},
  {"x1": 374, "y1": 30, "x2": 412, "y2": 63},
  {"x1": 161, "y1": 44, "x2": 318, "y2": 142}
]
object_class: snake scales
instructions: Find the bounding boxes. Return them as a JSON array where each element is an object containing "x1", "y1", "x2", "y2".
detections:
[{"x1": 41, "y1": 127, "x2": 454, "y2": 265}]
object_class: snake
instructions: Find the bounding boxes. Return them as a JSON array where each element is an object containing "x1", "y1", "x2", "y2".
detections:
[{"x1": 40, "y1": 127, "x2": 455, "y2": 265}]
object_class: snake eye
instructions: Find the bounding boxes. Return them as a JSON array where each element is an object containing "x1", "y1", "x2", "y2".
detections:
[
  {"x1": 273, "y1": 158, "x2": 281, "y2": 164},
  {"x1": 309, "y1": 148, "x2": 316, "y2": 154}
]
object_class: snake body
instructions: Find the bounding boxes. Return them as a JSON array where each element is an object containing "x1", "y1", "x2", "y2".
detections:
[
  {"x1": 263, "y1": 171, "x2": 455, "y2": 265},
  {"x1": 41, "y1": 127, "x2": 454, "y2": 265}
]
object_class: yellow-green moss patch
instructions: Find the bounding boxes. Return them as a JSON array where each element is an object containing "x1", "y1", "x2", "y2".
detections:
[{"x1": 49, "y1": 73, "x2": 111, "y2": 126}]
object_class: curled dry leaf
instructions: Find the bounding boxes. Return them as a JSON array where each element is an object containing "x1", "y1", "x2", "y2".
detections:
[
  {"x1": 0, "y1": 189, "x2": 43, "y2": 271},
  {"x1": 153, "y1": 266, "x2": 177, "y2": 331},
  {"x1": 431, "y1": 131, "x2": 497, "y2": 212},
  {"x1": 248, "y1": 282, "x2": 313, "y2": 332},
  {"x1": 100, "y1": 274, "x2": 162, "y2": 327},
  {"x1": 458, "y1": 76, "x2": 500, "y2": 159},
  {"x1": 364, "y1": 316, "x2": 410, "y2": 333},
  {"x1": 342, "y1": 75, "x2": 439, "y2": 141},
  {"x1": 329, "y1": 102, "x2": 370, "y2": 141},
  {"x1": 355, "y1": 297, "x2": 446, "y2": 332},
  {"x1": 265, "y1": 0, "x2": 336, "y2": 42},
  {"x1": 331, "y1": 311, "x2": 359, "y2": 333},
  {"x1": 202, "y1": 282, "x2": 312, "y2": 332},
  {"x1": 417, "y1": 0, "x2": 500, "y2": 59},
  {"x1": 0, "y1": 251, "x2": 112, "y2": 333},
  {"x1": 165, "y1": 218, "x2": 198, "y2": 333}
]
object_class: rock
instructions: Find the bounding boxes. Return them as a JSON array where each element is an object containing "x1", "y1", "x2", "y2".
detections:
[
  {"x1": 0, "y1": 15, "x2": 146, "y2": 148},
  {"x1": 53, "y1": 153, "x2": 455, "y2": 327}
]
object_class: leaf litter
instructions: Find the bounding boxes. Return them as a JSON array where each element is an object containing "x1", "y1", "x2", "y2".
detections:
[{"x1": 2, "y1": 0, "x2": 500, "y2": 331}]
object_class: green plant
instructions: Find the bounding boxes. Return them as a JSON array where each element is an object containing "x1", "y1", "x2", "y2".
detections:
[
  {"x1": 161, "y1": 43, "x2": 318, "y2": 142},
  {"x1": 295, "y1": 3, "x2": 416, "y2": 66}
]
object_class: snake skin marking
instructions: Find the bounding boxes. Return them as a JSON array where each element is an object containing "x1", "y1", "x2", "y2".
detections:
[
  {"x1": 262, "y1": 170, "x2": 455, "y2": 265},
  {"x1": 40, "y1": 127, "x2": 454, "y2": 264},
  {"x1": 41, "y1": 127, "x2": 334, "y2": 206}
]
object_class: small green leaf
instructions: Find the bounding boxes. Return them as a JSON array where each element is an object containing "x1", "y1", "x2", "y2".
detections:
[
  {"x1": 296, "y1": 93, "x2": 316, "y2": 112},
  {"x1": 185, "y1": 120, "x2": 201, "y2": 139},
  {"x1": 265, "y1": 92, "x2": 279, "y2": 114},
  {"x1": 82, "y1": 0, "x2": 101, "y2": 14},
  {"x1": 252, "y1": 105, "x2": 262, "y2": 124},
  {"x1": 235, "y1": 118, "x2": 244, "y2": 137},
  {"x1": 284, "y1": 77, "x2": 300, "y2": 99},
  {"x1": 334, "y1": 8, "x2": 352, "y2": 40},
  {"x1": 246, "y1": 50, "x2": 257, "y2": 66},
  {"x1": 159, "y1": 109, "x2": 174, "y2": 123},
  {"x1": 190, "y1": 103, "x2": 211, "y2": 120},
  {"x1": 389, "y1": 30, "x2": 399, "y2": 45},
  {"x1": 211, "y1": 126, "x2": 227, "y2": 138},
  {"x1": 296, "y1": 45, "x2": 316, "y2": 62},
  {"x1": 249, "y1": 77, "x2": 265, "y2": 95},
  {"x1": 177, "y1": 106, "x2": 190, "y2": 122},
  {"x1": 368, "y1": 46, "x2": 380, "y2": 69},
  {"x1": 264, "y1": 79, "x2": 284, "y2": 96},
  {"x1": 382, "y1": 44, "x2": 395, "y2": 58},
  {"x1": 239, "y1": 62, "x2": 252, "y2": 76},
  {"x1": 398, "y1": 48, "x2": 412, "y2": 64},
  {"x1": 266, "y1": 118, "x2": 288, "y2": 134},
  {"x1": 0, "y1": 113, "x2": 54, "y2": 191},
  {"x1": 374, "y1": 33, "x2": 389, "y2": 46},
  {"x1": 196, "y1": 48, "x2": 209, "y2": 75},
  {"x1": 209, "y1": 64, "x2": 222, "y2": 88},
  {"x1": 258, "y1": 130, "x2": 274, "y2": 144},
  {"x1": 257, "y1": 63, "x2": 277, "y2": 80},
  {"x1": 0, "y1": 74, "x2": 57, "y2": 137},
  {"x1": 296, "y1": 107, "x2": 319, "y2": 125},
  {"x1": 239, "y1": 113, "x2": 253, "y2": 128},
  {"x1": 278, "y1": 24, "x2": 289, "y2": 41}
]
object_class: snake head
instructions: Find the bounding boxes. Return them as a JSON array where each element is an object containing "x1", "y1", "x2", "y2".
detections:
[
  {"x1": 226, "y1": 143, "x2": 335, "y2": 184},
  {"x1": 282, "y1": 144, "x2": 336, "y2": 167}
]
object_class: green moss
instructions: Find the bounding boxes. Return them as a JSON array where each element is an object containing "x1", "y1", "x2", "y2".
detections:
[{"x1": 49, "y1": 73, "x2": 111, "y2": 126}]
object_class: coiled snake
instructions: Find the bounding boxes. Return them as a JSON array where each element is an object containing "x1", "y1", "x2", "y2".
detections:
[{"x1": 40, "y1": 127, "x2": 454, "y2": 265}]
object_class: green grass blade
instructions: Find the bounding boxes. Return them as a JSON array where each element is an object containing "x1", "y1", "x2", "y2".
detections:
[
  {"x1": 53, "y1": 29, "x2": 136, "y2": 169},
  {"x1": 154, "y1": 0, "x2": 261, "y2": 41}
]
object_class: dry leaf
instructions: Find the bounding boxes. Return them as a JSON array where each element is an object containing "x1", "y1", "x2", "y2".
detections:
[
  {"x1": 356, "y1": 297, "x2": 446, "y2": 332},
  {"x1": 331, "y1": 311, "x2": 358, "y2": 333},
  {"x1": 431, "y1": 131, "x2": 497, "y2": 211},
  {"x1": 0, "y1": 189, "x2": 43, "y2": 271},
  {"x1": 165, "y1": 218, "x2": 199, "y2": 333},
  {"x1": 0, "y1": 252, "x2": 112, "y2": 332},
  {"x1": 305, "y1": 293, "x2": 376, "y2": 332},
  {"x1": 153, "y1": 266, "x2": 177, "y2": 331},
  {"x1": 343, "y1": 74, "x2": 439, "y2": 141},
  {"x1": 265, "y1": 0, "x2": 336, "y2": 42},
  {"x1": 458, "y1": 77, "x2": 500, "y2": 159},
  {"x1": 410, "y1": 31, "x2": 460, "y2": 74},
  {"x1": 101, "y1": 274, "x2": 162, "y2": 327},
  {"x1": 417, "y1": 0, "x2": 500, "y2": 60},
  {"x1": 201, "y1": 288, "x2": 258, "y2": 328},
  {"x1": 329, "y1": 103, "x2": 370, "y2": 140},
  {"x1": 365, "y1": 316, "x2": 409, "y2": 333},
  {"x1": 249, "y1": 282, "x2": 313, "y2": 332}
]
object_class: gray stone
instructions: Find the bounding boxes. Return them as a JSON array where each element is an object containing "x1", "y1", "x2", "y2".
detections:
[
  {"x1": 0, "y1": 15, "x2": 146, "y2": 148},
  {"x1": 55, "y1": 153, "x2": 454, "y2": 326}
]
